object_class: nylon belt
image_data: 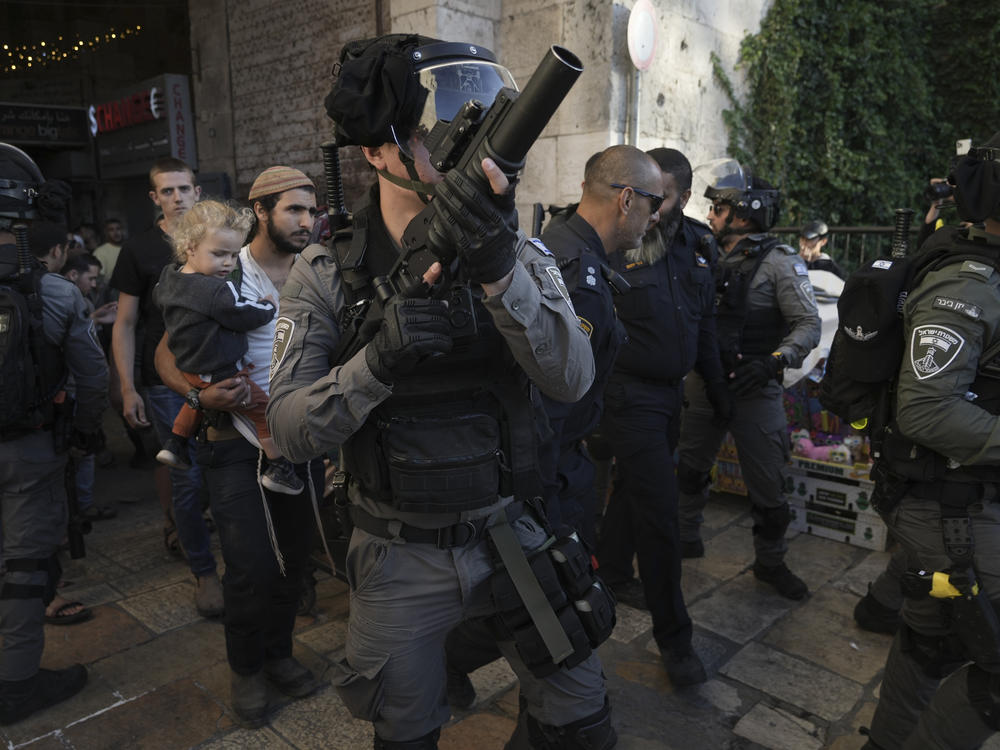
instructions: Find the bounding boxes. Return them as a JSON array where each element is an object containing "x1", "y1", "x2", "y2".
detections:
[{"x1": 487, "y1": 519, "x2": 574, "y2": 664}]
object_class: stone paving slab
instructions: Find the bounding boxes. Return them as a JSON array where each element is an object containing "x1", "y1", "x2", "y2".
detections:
[
  {"x1": 643, "y1": 628, "x2": 734, "y2": 677},
  {"x1": 440, "y1": 713, "x2": 517, "y2": 749},
  {"x1": 60, "y1": 581, "x2": 123, "y2": 608},
  {"x1": 111, "y1": 559, "x2": 193, "y2": 597},
  {"x1": 467, "y1": 657, "x2": 518, "y2": 707},
  {"x1": 41, "y1": 605, "x2": 151, "y2": 670},
  {"x1": 701, "y1": 492, "x2": 749, "y2": 530},
  {"x1": 763, "y1": 587, "x2": 892, "y2": 684},
  {"x1": 294, "y1": 618, "x2": 349, "y2": 657},
  {"x1": 834, "y1": 549, "x2": 896, "y2": 598},
  {"x1": 91, "y1": 620, "x2": 226, "y2": 699},
  {"x1": 785, "y1": 532, "x2": 860, "y2": 592},
  {"x1": 62, "y1": 679, "x2": 233, "y2": 749},
  {"x1": 682, "y1": 526, "x2": 756, "y2": 582},
  {"x1": 678, "y1": 564, "x2": 722, "y2": 604},
  {"x1": 721, "y1": 642, "x2": 864, "y2": 722},
  {"x1": 196, "y1": 726, "x2": 295, "y2": 749},
  {"x1": 117, "y1": 580, "x2": 205, "y2": 634},
  {"x1": 267, "y1": 687, "x2": 373, "y2": 750},
  {"x1": 688, "y1": 572, "x2": 794, "y2": 643},
  {"x1": 610, "y1": 603, "x2": 653, "y2": 644},
  {"x1": 733, "y1": 702, "x2": 825, "y2": 750}
]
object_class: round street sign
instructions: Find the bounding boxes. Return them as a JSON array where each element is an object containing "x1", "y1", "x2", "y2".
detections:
[{"x1": 627, "y1": 0, "x2": 658, "y2": 71}]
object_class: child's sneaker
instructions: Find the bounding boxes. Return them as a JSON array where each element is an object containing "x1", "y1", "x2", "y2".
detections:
[
  {"x1": 156, "y1": 434, "x2": 191, "y2": 470},
  {"x1": 261, "y1": 457, "x2": 304, "y2": 495}
]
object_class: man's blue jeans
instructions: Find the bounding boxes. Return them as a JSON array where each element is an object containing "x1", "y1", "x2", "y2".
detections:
[{"x1": 144, "y1": 385, "x2": 215, "y2": 578}]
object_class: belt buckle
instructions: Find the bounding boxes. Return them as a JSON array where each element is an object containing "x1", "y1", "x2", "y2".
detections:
[{"x1": 437, "y1": 520, "x2": 479, "y2": 549}]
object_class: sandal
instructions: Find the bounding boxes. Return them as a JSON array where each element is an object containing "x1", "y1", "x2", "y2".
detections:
[{"x1": 44, "y1": 600, "x2": 92, "y2": 625}]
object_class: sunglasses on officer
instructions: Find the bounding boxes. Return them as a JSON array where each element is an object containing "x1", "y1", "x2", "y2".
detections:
[
  {"x1": 610, "y1": 183, "x2": 665, "y2": 214},
  {"x1": 709, "y1": 202, "x2": 729, "y2": 215}
]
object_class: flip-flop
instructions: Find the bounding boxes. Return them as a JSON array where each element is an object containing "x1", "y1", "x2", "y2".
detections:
[{"x1": 44, "y1": 601, "x2": 93, "y2": 625}]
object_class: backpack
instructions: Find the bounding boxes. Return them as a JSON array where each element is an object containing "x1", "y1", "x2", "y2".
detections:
[
  {"x1": 819, "y1": 235, "x2": 1000, "y2": 443},
  {"x1": 0, "y1": 263, "x2": 54, "y2": 432}
]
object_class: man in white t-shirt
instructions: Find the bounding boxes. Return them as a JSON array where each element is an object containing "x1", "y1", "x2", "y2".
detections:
[{"x1": 155, "y1": 166, "x2": 322, "y2": 728}]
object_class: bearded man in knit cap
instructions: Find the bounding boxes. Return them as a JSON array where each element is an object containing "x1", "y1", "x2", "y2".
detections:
[{"x1": 154, "y1": 166, "x2": 325, "y2": 728}]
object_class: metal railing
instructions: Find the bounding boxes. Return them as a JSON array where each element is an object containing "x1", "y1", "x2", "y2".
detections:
[{"x1": 770, "y1": 225, "x2": 924, "y2": 274}]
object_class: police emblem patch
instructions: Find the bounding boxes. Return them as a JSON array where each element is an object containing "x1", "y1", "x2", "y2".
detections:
[
  {"x1": 695, "y1": 253, "x2": 708, "y2": 268},
  {"x1": 270, "y1": 317, "x2": 295, "y2": 380},
  {"x1": 529, "y1": 238, "x2": 553, "y2": 256},
  {"x1": 910, "y1": 324, "x2": 965, "y2": 380},
  {"x1": 793, "y1": 262, "x2": 808, "y2": 276},
  {"x1": 577, "y1": 316, "x2": 593, "y2": 338},
  {"x1": 545, "y1": 265, "x2": 573, "y2": 306}
]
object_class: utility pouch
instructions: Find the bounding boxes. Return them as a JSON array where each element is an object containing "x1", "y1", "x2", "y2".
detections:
[
  {"x1": 574, "y1": 580, "x2": 616, "y2": 647},
  {"x1": 870, "y1": 460, "x2": 910, "y2": 515},
  {"x1": 952, "y1": 589, "x2": 1000, "y2": 673},
  {"x1": 331, "y1": 470, "x2": 354, "y2": 538},
  {"x1": 382, "y1": 412, "x2": 501, "y2": 513},
  {"x1": 550, "y1": 533, "x2": 597, "y2": 599},
  {"x1": 507, "y1": 606, "x2": 592, "y2": 678}
]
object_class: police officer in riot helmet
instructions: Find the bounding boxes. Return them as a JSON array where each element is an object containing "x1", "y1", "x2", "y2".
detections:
[
  {"x1": 863, "y1": 133, "x2": 1000, "y2": 749},
  {"x1": 0, "y1": 144, "x2": 108, "y2": 724},
  {"x1": 266, "y1": 35, "x2": 615, "y2": 749},
  {"x1": 798, "y1": 219, "x2": 846, "y2": 279},
  {"x1": 676, "y1": 159, "x2": 820, "y2": 600}
]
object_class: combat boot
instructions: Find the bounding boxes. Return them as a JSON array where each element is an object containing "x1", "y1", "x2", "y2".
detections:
[
  {"x1": 230, "y1": 669, "x2": 268, "y2": 728},
  {"x1": 752, "y1": 561, "x2": 808, "y2": 600},
  {"x1": 263, "y1": 656, "x2": 321, "y2": 698},
  {"x1": 0, "y1": 665, "x2": 88, "y2": 725},
  {"x1": 853, "y1": 586, "x2": 901, "y2": 634}
]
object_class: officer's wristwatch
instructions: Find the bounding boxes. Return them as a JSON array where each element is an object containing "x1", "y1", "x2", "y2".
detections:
[{"x1": 184, "y1": 388, "x2": 201, "y2": 410}]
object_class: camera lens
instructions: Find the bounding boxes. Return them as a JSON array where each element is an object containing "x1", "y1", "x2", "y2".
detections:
[{"x1": 923, "y1": 182, "x2": 953, "y2": 203}]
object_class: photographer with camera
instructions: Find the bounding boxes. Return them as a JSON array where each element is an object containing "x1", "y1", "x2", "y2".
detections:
[
  {"x1": 0, "y1": 144, "x2": 108, "y2": 724},
  {"x1": 266, "y1": 35, "x2": 615, "y2": 750}
]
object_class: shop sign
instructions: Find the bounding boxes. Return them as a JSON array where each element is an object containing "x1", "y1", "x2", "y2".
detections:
[{"x1": 0, "y1": 103, "x2": 90, "y2": 146}]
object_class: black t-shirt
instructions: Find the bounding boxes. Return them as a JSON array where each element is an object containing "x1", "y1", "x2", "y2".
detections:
[{"x1": 110, "y1": 225, "x2": 174, "y2": 387}]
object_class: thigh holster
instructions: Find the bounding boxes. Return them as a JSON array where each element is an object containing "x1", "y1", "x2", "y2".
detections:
[
  {"x1": 489, "y1": 530, "x2": 616, "y2": 678},
  {"x1": 1, "y1": 554, "x2": 60, "y2": 604},
  {"x1": 899, "y1": 623, "x2": 968, "y2": 679}
]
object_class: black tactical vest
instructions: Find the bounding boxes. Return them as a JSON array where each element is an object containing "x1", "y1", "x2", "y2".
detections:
[
  {"x1": 715, "y1": 235, "x2": 790, "y2": 364},
  {"x1": 333, "y1": 201, "x2": 543, "y2": 514}
]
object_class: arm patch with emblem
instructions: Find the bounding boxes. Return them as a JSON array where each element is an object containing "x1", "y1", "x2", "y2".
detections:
[{"x1": 270, "y1": 317, "x2": 295, "y2": 381}]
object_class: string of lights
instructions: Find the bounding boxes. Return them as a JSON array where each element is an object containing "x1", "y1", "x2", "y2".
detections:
[{"x1": 3, "y1": 24, "x2": 144, "y2": 74}]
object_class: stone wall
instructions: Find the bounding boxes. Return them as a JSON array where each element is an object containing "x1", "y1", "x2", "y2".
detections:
[{"x1": 189, "y1": 0, "x2": 768, "y2": 210}]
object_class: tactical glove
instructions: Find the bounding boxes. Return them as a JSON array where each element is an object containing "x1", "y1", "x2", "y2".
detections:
[
  {"x1": 364, "y1": 296, "x2": 453, "y2": 384},
  {"x1": 704, "y1": 378, "x2": 734, "y2": 427},
  {"x1": 430, "y1": 169, "x2": 518, "y2": 285},
  {"x1": 730, "y1": 354, "x2": 784, "y2": 397}
]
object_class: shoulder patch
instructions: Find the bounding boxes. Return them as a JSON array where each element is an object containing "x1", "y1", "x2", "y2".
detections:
[
  {"x1": 529, "y1": 238, "x2": 553, "y2": 256},
  {"x1": 694, "y1": 252, "x2": 709, "y2": 268},
  {"x1": 270, "y1": 317, "x2": 295, "y2": 380},
  {"x1": 793, "y1": 261, "x2": 809, "y2": 276},
  {"x1": 872, "y1": 259, "x2": 894, "y2": 270},
  {"x1": 545, "y1": 265, "x2": 572, "y2": 305},
  {"x1": 577, "y1": 316, "x2": 593, "y2": 338},
  {"x1": 910, "y1": 324, "x2": 965, "y2": 380},
  {"x1": 959, "y1": 260, "x2": 995, "y2": 279},
  {"x1": 932, "y1": 296, "x2": 982, "y2": 320}
]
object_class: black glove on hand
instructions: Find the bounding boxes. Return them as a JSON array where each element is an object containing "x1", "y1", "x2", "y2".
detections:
[
  {"x1": 430, "y1": 169, "x2": 517, "y2": 285},
  {"x1": 704, "y1": 378, "x2": 734, "y2": 427},
  {"x1": 365, "y1": 296, "x2": 453, "y2": 383},
  {"x1": 730, "y1": 356, "x2": 782, "y2": 397}
]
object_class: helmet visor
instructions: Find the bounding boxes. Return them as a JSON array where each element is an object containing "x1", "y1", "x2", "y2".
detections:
[
  {"x1": 393, "y1": 60, "x2": 517, "y2": 158},
  {"x1": 687, "y1": 158, "x2": 747, "y2": 221}
]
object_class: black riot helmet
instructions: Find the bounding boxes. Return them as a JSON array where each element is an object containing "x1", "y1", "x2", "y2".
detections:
[
  {"x1": 951, "y1": 131, "x2": 1000, "y2": 224},
  {"x1": 325, "y1": 35, "x2": 516, "y2": 155},
  {"x1": 800, "y1": 220, "x2": 829, "y2": 241},
  {"x1": 700, "y1": 158, "x2": 781, "y2": 233},
  {"x1": 324, "y1": 34, "x2": 517, "y2": 200},
  {"x1": 0, "y1": 143, "x2": 44, "y2": 221}
]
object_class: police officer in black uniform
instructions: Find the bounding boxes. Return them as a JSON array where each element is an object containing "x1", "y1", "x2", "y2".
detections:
[
  {"x1": 0, "y1": 144, "x2": 108, "y2": 724},
  {"x1": 864, "y1": 134, "x2": 1000, "y2": 749},
  {"x1": 596, "y1": 147, "x2": 727, "y2": 686},
  {"x1": 443, "y1": 145, "x2": 663, "y2": 707},
  {"x1": 676, "y1": 159, "x2": 820, "y2": 600}
]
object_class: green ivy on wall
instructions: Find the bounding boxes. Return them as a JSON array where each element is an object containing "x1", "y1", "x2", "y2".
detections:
[{"x1": 711, "y1": 0, "x2": 998, "y2": 228}]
